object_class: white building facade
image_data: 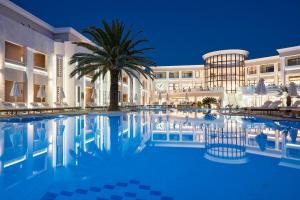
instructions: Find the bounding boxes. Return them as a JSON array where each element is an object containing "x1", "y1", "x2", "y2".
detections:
[
  {"x1": 1, "y1": 0, "x2": 300, "y2": 109},
  {"x1": 152, "y1": 47, "x2": 300, "y2": 107}
]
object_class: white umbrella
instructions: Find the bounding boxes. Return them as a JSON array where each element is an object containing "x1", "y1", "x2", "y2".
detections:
[
  {"x1": 91, "y1": 86, "x2": 97, "y2": 101},
  {"x1": 37, "y1": 85, "x2": 46, "y2": 102},
  {"x1": 60, "y1": 87, "x2": 65, "y2": 102},
  {"x1": 10, "y1": 81, "x2": 21, "y2": 102},
  {"x1": 166, "y1": 93, "x2": 169, "y2": 101},
  {"x1": 185, "y1": 93, "x2": 189, "y2": 102},
  {"x1": 255, "y1": 78, "x2": 267, "y2": 106},
  {"x1": 288, "y1": 82, "x2": 298, "y2": 97},
  {"x1": 134, "y1": 93, "x2": 138, "y2": 102}
]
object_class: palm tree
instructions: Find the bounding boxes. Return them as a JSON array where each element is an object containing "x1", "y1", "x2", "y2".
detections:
[
  {"x1": 278, "y1": 85, "x2": 291, "y2": 106},
  {"x1": 69, "y1": 20, "x2": 155, "y2": 111},
  {"x1": 202, "y1": 97, "x2": 217, "y2": 109}
]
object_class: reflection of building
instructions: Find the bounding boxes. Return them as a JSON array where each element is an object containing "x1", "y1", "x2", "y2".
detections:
[
  {"x1": 0, "y1": 112, "x2": 152, "y2": 190},
  {"x1": 204, "y1": 119, "x2": 248, "y2": 164},
  {"x1": 148, "y1": 112, "x2": 300, "y2": 166}
]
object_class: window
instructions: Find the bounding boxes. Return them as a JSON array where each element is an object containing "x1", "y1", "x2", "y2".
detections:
[
  {"x1": 168, "y1": 83, "x2": 179, "y2": 91},
  {"x1": 123, "y1": 76, "x2": 128, "y2": 84},
  {"x1": 34, "y1": 52, "x2": 46, "y2": 70},
  {"x1": 5, "y1": 41, "x2": 24, "y2": 64},
  {"x1": 169, "y1": 72, "x2": 179, "y2": 78},
  {"x1": 182, "y1": 71, "x2": 193, "y2": 78},
  {"x1": 247, "y1": 66, "x2": 256, "y2": 75},
  {"x1": 5, "y1": 80, "x2": 25, "y2": 102},
  {"x1": 56, "y1": 56, "x2": 63, "y2": 77},
  {"x1": 287, "y1": 57, "x2": 300, "y2": 66},
  {"x1": 154, "y1": 72, "x2": 166, "y2": 79},
  {"x1": 260, "y1": 65, "x2": 274, "y2": 73}
]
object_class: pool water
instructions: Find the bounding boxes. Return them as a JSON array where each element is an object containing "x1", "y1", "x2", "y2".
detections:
[{"x1": 0, "y1": 110, "x2": 300, "y2": 200}]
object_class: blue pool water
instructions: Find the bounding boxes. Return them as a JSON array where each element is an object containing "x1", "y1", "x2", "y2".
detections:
[{"x1": 0, "y1": 109, "x2": 300, "y2": 200}]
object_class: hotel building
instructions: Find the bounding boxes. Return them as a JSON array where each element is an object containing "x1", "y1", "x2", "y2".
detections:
[
  {"x1": 151, "y1": 47, "x2": 300, "y2": 107},
  {"x1": 0, "y1": 0, "x2": 300, "y2": 109},
  {"x1": 0, "y1": 0, "x2": 151, "y2": 109}
]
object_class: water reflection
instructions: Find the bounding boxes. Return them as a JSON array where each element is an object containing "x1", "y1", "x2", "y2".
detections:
[{"x1": 0, "y1": 110, "x2": 300, "y2": 190}]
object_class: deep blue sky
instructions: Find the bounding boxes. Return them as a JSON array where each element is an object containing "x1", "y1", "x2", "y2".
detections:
[{"x1": 12, "y1": 0, "x2": 300, "y2": 65}]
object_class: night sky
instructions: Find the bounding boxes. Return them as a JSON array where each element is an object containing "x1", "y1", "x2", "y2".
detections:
[{"x1": 11, "y1": 0, "x2": 300, "y2": 65}]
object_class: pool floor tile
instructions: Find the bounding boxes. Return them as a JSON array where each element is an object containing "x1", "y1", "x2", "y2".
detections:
[
  {"x1": 110, "y1": 194, "x2": 123, "y2": 200},
  {"x1": 90, "y1": 186, "x2": 102, "y2": 192},
  {"x1": 124, "y1": 192, "x2": 136, "y2": 198},
  {"x1": 75, "y1": 188, "x2": 88, "y2": 194}
]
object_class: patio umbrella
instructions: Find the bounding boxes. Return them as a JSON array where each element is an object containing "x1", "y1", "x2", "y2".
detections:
[
  {"x1": 91, "y1": 86, "x2": 97, "y2": 102},
  {"x1": 134, "y1": 93, "x2": 138, "y2": 102},
  {"x1": 37, "y1": 85, "x2": 46, "y2": 102},
  {"x1": 158, "y1": 92, "x2": 162, "y2": 100},
  {"x1": 10, "y1": 81, "x2": 21, "y2": 102},
  {"x1": 185, "y1": 93, "x2": 189, "y2": 102},
  {"x1": 255, "y1": 132, "x2": 268, "y2": 151},
  {"x1": 255, "y1": 78, "x2": 267, "y2": 106},
  {"x1": 60, "y1": 87, "x2": 65, "y2": 102},
  {"x1": 288, "y1": 82, "x2": 298, "y2": 97}
]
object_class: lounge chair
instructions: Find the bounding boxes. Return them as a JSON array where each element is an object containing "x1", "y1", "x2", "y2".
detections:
[
  {"x1": 245, "y1": 100, "x2": 281, "y2": 115},
  {"x1": 86, "y1": 102, "x2": 97, "y2": 107},
  {"x1": 30, "y1": 102, "x2": 40, "y2": 108},
  {"x1": 62, "y1": 102, "x2": 69, "y2": 107},
  {"x1": 2, "y1": 102, "x2": 15, "y2": 109},
  {"x1": 280, "y1": 100, "x2": 300, "y2": 117},
  {"x1": 41, "y1": 102, "x2": 50, "y2": 107},
  {"x1": 15, "y1": 102, "x2": 27, "y2": 109},
  {"x1": 54, "y1": 102, "x2": 63, "y2": 107}
]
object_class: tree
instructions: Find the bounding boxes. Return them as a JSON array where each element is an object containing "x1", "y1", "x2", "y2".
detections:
[
  {"x1": 202, "y1": 97, "x2": 217, "y2": 109},
  {"x1": 278, "y1": 85, "x2": 291, "y2": 106},
  {"x1": 69, "y1": 20, "x2": 155, "y2": 111}
]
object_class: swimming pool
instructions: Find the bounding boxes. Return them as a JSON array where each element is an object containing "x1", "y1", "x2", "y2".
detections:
[{"x1": 0, "y1": 109, "x2": 300, "y2": 200}]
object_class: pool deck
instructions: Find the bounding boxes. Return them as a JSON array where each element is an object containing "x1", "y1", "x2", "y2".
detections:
[{"x1": 0, "y1": 108, "x2": 299, "y2": 121}]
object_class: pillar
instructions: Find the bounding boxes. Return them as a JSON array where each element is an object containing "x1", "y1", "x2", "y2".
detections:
[
  {"x1": 274, "y1": 63, "x2": 279, "y2": 85},
  {"x1": 26, "y1": 47, "x2": 34, "y2": 104},
  {"x1": 280, "y1": 57, "x2": 286, "y2": 85},
  {"x1": 0, "y1": 40, "x2": 4, "y2": 104}
]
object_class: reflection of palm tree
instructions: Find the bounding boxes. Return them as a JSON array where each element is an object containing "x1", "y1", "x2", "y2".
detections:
[
  {"x1": 255, "y1": 132, "x2": 268, "y2": 151},
  {"x1": 289, "y1": 129, "x2": 298, "y2": 143},
  {"x1": 203, "y1": 110, "x2": 216, "y2": 121}
]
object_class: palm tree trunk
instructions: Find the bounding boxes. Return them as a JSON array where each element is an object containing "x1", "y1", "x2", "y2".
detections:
[{"x1": 108, "y1": 69, "x2": 120, "y2": 111}]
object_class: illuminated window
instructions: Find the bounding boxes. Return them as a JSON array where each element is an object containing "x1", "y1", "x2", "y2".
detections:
[
  {"x1": 154, "y1": 72, "x2": 166, "y2": 79},
  {"x1": 169, "y1": 72, "x2": 179, "y2": 78},
  {"x1": 5, "y1": 41, "x2": 24, "y2": 64},
  {"x1": 182, "y1": 71, "x2": 193, "y2": 78},
  {"x1": 287, "y1": 56, "x2": 300, "y2": 66},
  {"x1": 34, "y1": 52, "x2": 46, "y2": 70}
]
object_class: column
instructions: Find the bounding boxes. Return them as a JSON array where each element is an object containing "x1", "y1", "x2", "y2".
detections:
[
  {"x1": 100, "y1": 74, "x2": 103, "y2": 106},
  {"x1": 280, "y1": 57, "x2": 286, "y2": 85},
  {"x1": 129, "y1": 77, "x2": 133, "y2": 104},
  {"x1": 120, "y1": 73, "x2": 123, "y2": 106},
  {"x1": 0, "y1": 40, "x2": 4, "y2": 104},
  {"x1": 274, "y1": 63, "x2": 279, "y2": 85},
  {"x1": 48, "y1": 54, "x2": 56, "y2": 106},
  {"x1": 256, "y1": 65, "x2": 260, "y2": 83},
  {"x1": 26, "y1": 47, "x2": 34, "y2": 104}
]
